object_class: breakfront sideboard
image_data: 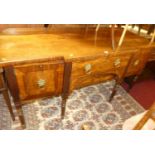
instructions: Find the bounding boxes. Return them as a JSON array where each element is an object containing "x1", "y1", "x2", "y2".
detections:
[{"x1": 0, "y1": 28, "x2": 154, "y2": 128}]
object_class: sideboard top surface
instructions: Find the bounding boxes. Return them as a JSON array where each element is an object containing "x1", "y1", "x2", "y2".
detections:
[{"x1": 0, "y1": 28, "x2": 153, "y2": 66}]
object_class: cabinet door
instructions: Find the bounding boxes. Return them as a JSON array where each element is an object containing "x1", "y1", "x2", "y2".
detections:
[{"x1": 8, "y1": 59, "x2": 64, "y2": 101}]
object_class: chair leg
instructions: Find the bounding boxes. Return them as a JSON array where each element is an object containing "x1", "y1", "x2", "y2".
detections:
[
  {"x1": 2, "y1": 90, "x2": 15, "y2": 121},
  {"x1": 147, "y1": 24, "x2": 155, "y2": 35},
  {"x1": 132, "y1": 24, "x2": 135, "y2": 28},
  {"x1": 15, "y1": 103, "x2": 26, "y2": 129},
  {"x1": 84, "y1": 24, "x2": 89, "y2": 36},
  {"x1": 138, "y1": 25, "x2": 141, "y2": 34},
  {"x1": 94, "y1": 24, "x2": 100, "y2": 45}
]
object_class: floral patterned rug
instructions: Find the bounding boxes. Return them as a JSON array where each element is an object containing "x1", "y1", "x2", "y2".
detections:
[{"x1": 0, "y1": 80, "x2": 144, "y2": 130}]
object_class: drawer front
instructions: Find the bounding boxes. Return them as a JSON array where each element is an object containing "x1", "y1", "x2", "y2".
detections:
[
  {"x1": 149, "y1": 52, "x2": 155, "y2": 61},
  {"x1": 126, "y1": 50, "x2": 142, "y2": 76},
  {"x1": 14, "y1": 62, "x2": 64, "y2": 100},
  {"x1": 148, "y1": 47, "x2": 155, "y2": 61},
  {"x1": 127, "y1": 48, "x2": 152, "y2": 76},
  {"x1": 70, "y1": 53, "x2": 132, "y2": 91}
]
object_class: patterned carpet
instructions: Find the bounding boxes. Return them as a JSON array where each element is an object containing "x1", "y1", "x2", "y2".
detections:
[{"x1": 0, "y1": 80, "x2": 144, "y2": 130}]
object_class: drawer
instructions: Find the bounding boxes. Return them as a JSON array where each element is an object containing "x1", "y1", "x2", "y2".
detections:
[
  {"x1": 69, "y1": 53, "x2": 132, "y2": 91},
  {"x1": 148, "y1": 47, "x2": 155, "y2": 61},
  {"x1": 14, "y1": 60, "x2": 64, "y2": 101},
  {"x1": 126, "y1": 50, "x2": 142, "y2": 76},
  {"x1": 127, "y1": 48, "x2": 152, "y2": 76},
  {"x1": 149, "y1": 52, "x2": 155, "y2": 61}
]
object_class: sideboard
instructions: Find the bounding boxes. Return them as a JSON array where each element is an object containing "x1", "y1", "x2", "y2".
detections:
[{"x1": 0, "y1": 28, "x2": 154, "y2": 128}]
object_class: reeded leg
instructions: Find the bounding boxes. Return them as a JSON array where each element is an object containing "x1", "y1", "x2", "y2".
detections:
[
  {"x1": 2, "y1": 90, "x2": 15, "y2": 121},
  {"x1": 15, "y1": 103, "x2": 26, "y2": 129}
]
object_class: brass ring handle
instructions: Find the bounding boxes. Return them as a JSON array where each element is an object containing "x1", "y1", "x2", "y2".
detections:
[
  {"x1": 103, "y1": 50, "x2": 109, "y2": 57},
  {"x1": 133, "y1": 59, "x2": 140, "y2": 66},
  {"x1": 114, "y1": 58, "x2": 121, "y2": 67},
  {"x1": 37, "y1": 79, "x2": 46, "y2": 88},
  {"x1": 84, "y1": 64, "x2": 92, "y2": 74}
]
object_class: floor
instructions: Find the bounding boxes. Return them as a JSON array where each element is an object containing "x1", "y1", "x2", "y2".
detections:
[
  {"x1": 0, "y1": 81, "x2": 144, "y2": 130},
  {"x1": 124, "y1": 62, "x2": 155, "y2": 109},
  {"x1": 1, "y1": 65, "x2": 154, "y2": 130}
]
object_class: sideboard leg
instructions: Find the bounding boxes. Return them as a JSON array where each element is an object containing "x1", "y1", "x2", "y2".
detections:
[
  {"x1": 15, "y1": 103, "x2": 26, "y2": 129},
  {"x1": 0, "y1": 68, "x2": 15, "y2": 121},
  {"x1": 61, "y1": 96, "x2": 66, "y2": 119},
  {"x1": 61, "y1": 61, "x2": 72, "y2": 119},
  {"x1": 2, "y1": 90, "x2": 15, "y2": 121},
  {"x1": 127, "y1": 75, "x2": 139, "y2": 92},
  {"x1": 4, "y1": 66, "x2": 26, "y2": 129},
  {"x1": 61, "y1": 94, "x2": 69, "y2": 119},
  {"x1": 109, "y1": 82, "x2": 117, "y2": 102},
  {"x1": 124, "y1": 75, "x2": 139, "y2": 92},
  {"x1": 124, "y1": 76, "x2": 134, "y2": 92}
]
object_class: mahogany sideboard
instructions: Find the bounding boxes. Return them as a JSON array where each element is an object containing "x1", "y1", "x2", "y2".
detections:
[{"x1": 0, "y1": 28, "x2": 154, "y2": 128}]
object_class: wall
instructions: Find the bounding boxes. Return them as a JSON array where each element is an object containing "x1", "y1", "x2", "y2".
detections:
[
  {"x1": 0, "y1": 24, "x2": 99, "y2": 32},
  {"x1": 0, "y1": 24, "x2": 44, "y2": 32}
]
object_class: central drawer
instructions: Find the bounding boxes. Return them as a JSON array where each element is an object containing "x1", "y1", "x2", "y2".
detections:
[{"x1": 69, "y1": 52, "x2": 132, "y2": 91}]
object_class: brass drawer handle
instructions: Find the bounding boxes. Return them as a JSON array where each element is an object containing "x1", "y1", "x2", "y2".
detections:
[
  {"x1": 84, "y1": 64, "x2": 92, "y2": 74},
  {"x1": 114, "y1": 58, "x2": 121, "y2": 67},
  {"x1": 37, "y1": 79, "x2": 46, "y2": 88},
  {"x1": 103, "y1": 50, "x2": 109, "y2": 57},
  {"x1": 134, "y1": 59, "x2": 140, "y2": 66}
]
